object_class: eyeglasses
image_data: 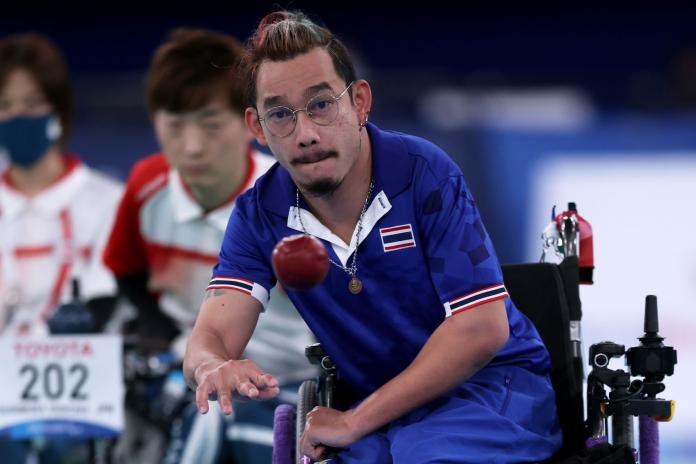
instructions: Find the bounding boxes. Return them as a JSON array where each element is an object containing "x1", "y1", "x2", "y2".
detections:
[{"x1": 258, "y1": 82, "x2": 354, "y2": 137}]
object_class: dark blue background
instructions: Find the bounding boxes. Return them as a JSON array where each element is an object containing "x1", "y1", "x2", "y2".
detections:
[{"x1": 4, "y1": 2, "x2": 696, "y2": 262}]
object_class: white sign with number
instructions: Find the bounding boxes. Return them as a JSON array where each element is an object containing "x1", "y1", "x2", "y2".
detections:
[{"x1": 0, "y1": 334, "x2": 123, "y2": 439}]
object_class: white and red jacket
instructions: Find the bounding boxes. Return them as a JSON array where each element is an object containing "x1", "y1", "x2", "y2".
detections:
[
  {"x1": 103, "y1": 150, "x2": 315, "y2": 381},
  {"x1": 0, "y1": 156, "x2": 123, "y2": 335}
]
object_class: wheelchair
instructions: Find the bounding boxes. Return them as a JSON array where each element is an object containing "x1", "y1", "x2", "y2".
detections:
[
  {"x1": 273, "y1": 344, "x2": 337, "y2": 464},
  {"x1": 272, "y1": 206, "x2": 676, "y2": 464},
  {"x1": 273, "y1": 258, "x2": 590, "y2": 464}
]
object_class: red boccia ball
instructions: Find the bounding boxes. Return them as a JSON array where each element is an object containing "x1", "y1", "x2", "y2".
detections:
[{"x1": 272, "y1": 234, "x2": 329, "y2": 291}]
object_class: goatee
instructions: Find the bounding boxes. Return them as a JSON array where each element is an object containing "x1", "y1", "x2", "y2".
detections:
[{"x1": 304, "y1": 178, "x2": 341, "y2": 197}]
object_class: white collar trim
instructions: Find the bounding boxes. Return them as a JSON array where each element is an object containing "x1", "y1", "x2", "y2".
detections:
[
  {"x1": 168, "y1": 169, "x2": 234, "y2": 231},
  {"x1": 286, "y1": 190, "x2": 392, "y2": 266},
  {"x1": 169, "y1": 169, "x2": 204, "y2": 223}
]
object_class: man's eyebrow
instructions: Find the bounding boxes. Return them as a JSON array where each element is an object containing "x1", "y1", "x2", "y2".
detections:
[
  {"x1": 197, "y1": 108, "x2": 224, "y2": 118},
  {"x1": 262, "y1": 95, "x2": 285, "y2": 110},
  {"x1": 261, "y1": 82, "x2": 335, "y2": 110},
  {"x1": 303, "y1": 82, "x2": 333, "y2": 98}
]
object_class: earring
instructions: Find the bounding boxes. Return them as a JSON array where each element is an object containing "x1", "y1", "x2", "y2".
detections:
[{"x1": 359, "y1": 113, "x2": 369, "y2": 132}]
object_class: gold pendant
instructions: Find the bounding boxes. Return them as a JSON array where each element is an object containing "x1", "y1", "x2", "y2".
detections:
[{"x1": 348, "y1": 276, "x2": 363, "y2": 294}]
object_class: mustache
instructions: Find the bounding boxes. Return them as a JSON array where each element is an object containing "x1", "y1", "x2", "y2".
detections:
[{"x1": 291, "y1": 150, "x2": 337, "y2": 165}]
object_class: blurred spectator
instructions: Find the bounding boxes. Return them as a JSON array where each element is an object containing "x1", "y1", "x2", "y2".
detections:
[
  {"x1": 102, "y1": 28, "x2": 315, "y2": 463},
  {"x1": 0, "y1": 33, "x2": 122, "y2": 462}
]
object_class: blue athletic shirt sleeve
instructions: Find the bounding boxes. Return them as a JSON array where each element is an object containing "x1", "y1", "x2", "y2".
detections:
[
  {"x1": 417, "y1": 171, "x2": 509, "y2": 317},
  {"x1": 207, "y1": 195, "x2": 275, "y2": 309}
]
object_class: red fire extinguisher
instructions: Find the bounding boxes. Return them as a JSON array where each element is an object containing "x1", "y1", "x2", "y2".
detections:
[{"x1": 555, "y1": 202, "x2": 594, "y2": 284}]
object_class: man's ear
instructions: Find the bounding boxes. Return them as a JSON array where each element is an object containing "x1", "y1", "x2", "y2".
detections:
[
  {"x1": 351, "y1": 79, "x2": 373, "y2": 126},
  {"x1": 245, "y1": 107, "x2": 269, "y2": 147}
]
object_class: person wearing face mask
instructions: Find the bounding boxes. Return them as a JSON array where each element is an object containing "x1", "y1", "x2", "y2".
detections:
[
  {"x1": 0, "y1": 33, "x2": 123, "y2": 462},
  {"x1": 0, "y1": 33, "x2": 122, "y2": 336}
]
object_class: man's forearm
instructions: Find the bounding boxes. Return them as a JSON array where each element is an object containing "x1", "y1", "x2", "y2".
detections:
[
  {"x1": 183, "y1": 289, "x2": 262, "y2": 389},
  {"x1": 183, "y1": 325, "x2": 231, "y2": 389},
  {"x1": 345, "y1": 300, "x2": 509, "y2": 442}
]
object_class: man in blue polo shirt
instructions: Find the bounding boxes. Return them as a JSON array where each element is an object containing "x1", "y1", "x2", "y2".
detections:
[{"x1": 184, "y1": 9, "x2": 562, "y2": 463}]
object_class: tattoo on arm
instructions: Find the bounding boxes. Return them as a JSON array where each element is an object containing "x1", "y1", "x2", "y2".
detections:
[{"x1": 204, "y1": 289, "x2": 228, "y2": 301}]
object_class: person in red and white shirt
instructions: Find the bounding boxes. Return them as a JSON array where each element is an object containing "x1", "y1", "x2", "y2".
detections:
[
  {"x1": 0, "y1": 34, "x2": 122, "y2": 337},
  {"x1": 103, "y1": 29, "x2": 314, "y2": 463}
]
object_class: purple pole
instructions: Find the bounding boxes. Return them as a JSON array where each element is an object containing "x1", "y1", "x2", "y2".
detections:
[
  {"x1": 639, "y1": 416, "x2": 659, "y2": 464},
  {"x1": 272, "y1": 404, "x2": 296, "y2": 464},
  {"x1": 586, "y1": 435, "x2": 608, "y2": 448}
]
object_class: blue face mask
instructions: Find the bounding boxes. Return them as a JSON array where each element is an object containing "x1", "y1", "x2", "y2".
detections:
[{"x1": 0, "y1": 114, "x2": 62, "y2": 168}]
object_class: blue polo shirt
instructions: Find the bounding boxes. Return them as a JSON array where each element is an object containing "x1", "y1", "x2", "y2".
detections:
[{"x1": 211, "y1": 123, "x2": 550, "y2": 400}]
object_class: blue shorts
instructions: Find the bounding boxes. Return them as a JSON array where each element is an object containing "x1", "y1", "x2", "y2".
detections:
[{"x1": 337, "y1": 366, "x2": 562, "y2": 463}]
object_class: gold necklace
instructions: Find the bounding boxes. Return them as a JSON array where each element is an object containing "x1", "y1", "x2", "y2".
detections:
[{"x1": 295, "y1": 179, "x2": 374, "y2": 294}]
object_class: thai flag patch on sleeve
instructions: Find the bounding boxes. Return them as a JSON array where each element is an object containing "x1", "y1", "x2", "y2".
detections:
[
  {"x1": 207, "y1": 276, "x2": 253, "y2": 295},
  {"x1": 444, "y1": 284, "x2": 509, "y2": 317},
  {"x1": 380, "y1": 224, "x2": 417, "y2": 252}
]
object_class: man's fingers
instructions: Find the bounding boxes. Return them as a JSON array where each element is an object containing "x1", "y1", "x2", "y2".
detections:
[
  {"x1": 218, "y1": 390, "x2": 234, "y2": 416},
  {"x1": 193, "y1": 361, "x2": 277, "y2": 416},
  {"x1": 195, "y1": 384, "x2": 211, "y2": 414},
  {"x1": 237, "y1": 381, "x2": 259, "y2": 399},
  {"x1": 238, "y1": 371, "x2": 277, "y2": 399},
  {"x1": 245, "y1": 372, "x2": 279, "y2": 400},
  {"x1": 300, "y1": 430, "x2": 325, "y2": 461},
  {"x1": 308, "y1": 445, "x2": 326, "y2": 461},
  {"x1": 256, "y1": 385, "x2": 280, "y2": 400},
  {"x1": 255, "y1": 373, "x2": 279, "y2": 389}
]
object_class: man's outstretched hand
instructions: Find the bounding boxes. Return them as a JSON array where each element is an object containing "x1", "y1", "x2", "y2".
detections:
[{"x1": 194, "y1": 358, "x2": 279, "y2": 415}]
